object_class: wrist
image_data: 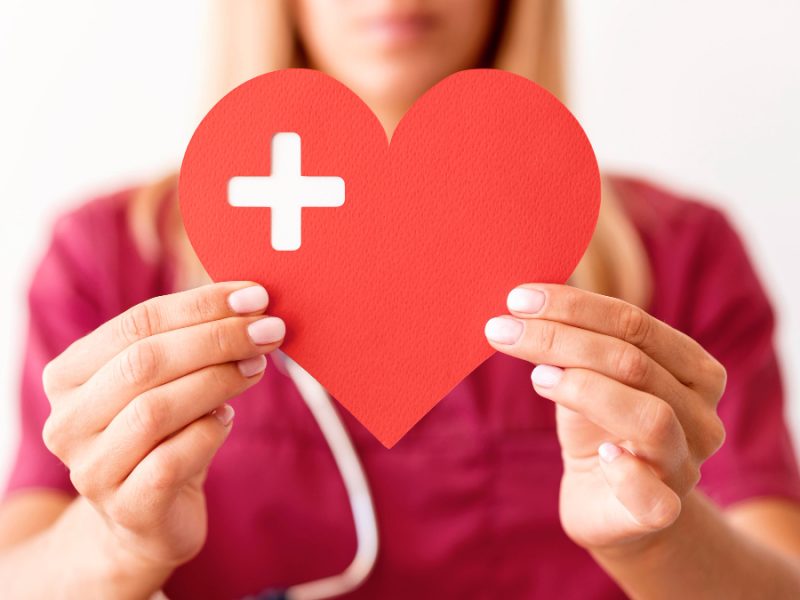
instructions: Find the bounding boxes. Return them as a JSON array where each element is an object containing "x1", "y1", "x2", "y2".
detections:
[
  {"x1": 588, "y1": 490, "x2": 705, "y2": 565},
  {"x1": 99, "y1": 522, "x2": 174, "y2": 594},
  {"x1": 52, "y1": 497, "x2": 174, "y2": 599}
]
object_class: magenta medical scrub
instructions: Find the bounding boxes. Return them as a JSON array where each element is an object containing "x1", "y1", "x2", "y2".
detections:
[{"x1": 5, "y1": 176, "x2": 800, "y2": 599}]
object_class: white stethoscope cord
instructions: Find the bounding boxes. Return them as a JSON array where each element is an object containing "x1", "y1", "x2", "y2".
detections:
[{"x1": 278, "y1": 355, "x2": 379, "y2": 600}]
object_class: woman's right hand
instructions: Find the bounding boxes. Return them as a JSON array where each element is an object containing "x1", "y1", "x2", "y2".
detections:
[{"x1": 40, "y1": 282, "x2": 284, "y2": 575}]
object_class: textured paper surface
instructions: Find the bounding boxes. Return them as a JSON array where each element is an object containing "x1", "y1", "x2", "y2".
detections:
[{"x1": 179, "y1": 68, "x2": 600, "y2": 447}]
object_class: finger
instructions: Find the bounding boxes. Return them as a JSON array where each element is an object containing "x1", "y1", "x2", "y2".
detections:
[
  {"x1": 506, "y1": 284, "x2": 727, "y2": 399},
  {"x1": 485, "y1": 315, "x2": 688, "y2": 405},
  {"x1": 81, "y1": 314, "x2": 284, "y2": 430},
  {"x1": 45, "y1": 282, "x2": 270, "y2": 390},
  {"x1": 531, "y1": 365, "x2": 694, "y2": 487},
  {"x1": 596, "y1": 442, "x2": 682, "y2": 532},
  {"x1": 90, "y1": 357, "x2": 266, "y2": 487},
  {"x1": 485, "y1": 318, "x2": 725, "y2": 465},
  {"x1": 115, "y1": 406, "x2": 235, "y2": 526}
]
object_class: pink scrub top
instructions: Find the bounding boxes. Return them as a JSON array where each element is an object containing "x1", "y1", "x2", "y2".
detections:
[{"x1": 4, "y1": 176, "x2": 800, "y2": 599}]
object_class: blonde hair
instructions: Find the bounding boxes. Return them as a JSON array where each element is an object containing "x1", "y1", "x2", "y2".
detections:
[{"x1": 131, "y1": 0, "x2": 651, "y2": 307}]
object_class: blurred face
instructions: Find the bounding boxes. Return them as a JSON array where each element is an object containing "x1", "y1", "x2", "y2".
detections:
[{"x1": 293, "y1": 0, "x2": 498, "y2": 130}]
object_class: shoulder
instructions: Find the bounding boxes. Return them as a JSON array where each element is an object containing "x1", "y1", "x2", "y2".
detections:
[
  {"x1": 45, "y1": 187, "x2": 137, "y2": 266},
  {"x1": 29, "y1": 185, "x2": 170, "y2": 322},
  {"x1": 609, "y1": 174, "x2": 737, "y2": 248},
  {"x1": 608, "y1": 174, "x2": 768, "y2": 332}
]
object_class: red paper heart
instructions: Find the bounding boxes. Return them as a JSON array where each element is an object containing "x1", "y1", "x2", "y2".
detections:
[{"x1": 179, "y1": 69, "x2": 599, "y2": 447}]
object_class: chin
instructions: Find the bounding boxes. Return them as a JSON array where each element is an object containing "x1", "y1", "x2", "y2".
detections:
[{"x1": 349, "y1": 61, "x2": 462, "y2": 109}]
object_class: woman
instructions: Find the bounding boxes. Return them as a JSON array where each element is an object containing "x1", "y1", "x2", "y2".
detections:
[{"x1": 1, "y1": 1, "x2": 800, "y2": 598}]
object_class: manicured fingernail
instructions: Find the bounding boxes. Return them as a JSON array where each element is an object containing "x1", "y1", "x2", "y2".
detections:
[
  {"x1": 228, "y1": 285, "x2": 269, "y2": 314},
  {"x1": 248, "y1": 317, "x2": 286, "y2": 345},
  {"x1": 237, "y1": 355, "x2": 267, "y2": 377},
  {"x1": 507, "y1": 287, "x2": 545, "y2": 314},
  {"x1": 531, "y1": 365, "x2": 563, "y2": 388},
  {"x1": 214, "y1": 404, "x2": 235, "y2": 426},
  {"x1": 485, "y1": 316, "x2": 523, "y2": 344},
  {"x1": 598, "y1": 442, "x2": 622, "y2": 463}
]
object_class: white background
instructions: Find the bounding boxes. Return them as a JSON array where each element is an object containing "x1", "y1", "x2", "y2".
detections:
[{"x1": 1, "y1": 1, "x2": 799, "y2": 486}]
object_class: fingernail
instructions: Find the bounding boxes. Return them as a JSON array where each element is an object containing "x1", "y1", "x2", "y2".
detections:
[
  {"x1": 214, "y1": 404, "x2": 235, "y2": 426},
  {"x1": 507, "y1": 287, "x2": 545, "y2": 314},
  {"x1": 228, "y1": 285, "x2": 269, "y2": 314},
  {"x1": 237, "y1": 355, "x2": 267, "y2": 377},
  {"x1": 531, "y1": 365, "x2": 563, "y2": 388},
  {"x1": 248, "y1": 317, "x2": 286, "y2": 345},
  {"x1": 598, "y1": 442, "x2": 622, "y2": 463},
  {"x1": 485, "y1": 317, "x2": 523, "y2": 344}
]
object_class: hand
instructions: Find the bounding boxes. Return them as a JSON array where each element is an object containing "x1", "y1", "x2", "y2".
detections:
[
  {"x1": 41, "y1": 282, "x2": 285, "y2": 575},
  {"x1": 484, "y1": 284, "x2": 727, "y2": 551}
]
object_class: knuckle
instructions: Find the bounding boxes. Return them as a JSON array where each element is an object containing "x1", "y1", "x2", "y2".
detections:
[
  {"x1": 105, "y1": 496, "x2": 140, "y2": 530},
  {"x1": 195, "y1": 419, "x2": 223, "y2": 450},
  {"x1": 41, "y1": 359, "x2": 62, "y2": 398},
  {"x1": 615, "y1": 343, "x2": 650, "y2": 384},
  {"x1": 209, "y1": 319, "x2": 234, "y2": 357},
  {"x1": 119, "y1": 301, "x2": 160, "y2": 344},
  {"x1": 69, "y1": 461, "x2": 101, "y2": 499},
  {"x1": 535, "y1": 321, "x2": 559, "y2": 355},
  {"x1": 706, "y1": 358, "x2": 728, "y2": 397},
  {"x1": 681, "y1": 463, "x2": 702, "y2": 491},
  {"x1": 146, "y1": 458, "x2": 180, "y2": 492},
  {"x1": 711, "y1": 414, "x2": 727, "y2": 452},
  {"x1": 563, "y1": 369, "x2": 591, "y2": 405},
  {"x1": 638, "y1": 493, "x2": 681, "y2": 530},
  {"x1": 126, "y1": 392, "x2": 169, "y2": 437},
  {"x1": 618, "y1": 303, "x2": 651, "y2": 346},
  {"x1": 119, "y1": 340, "x2": 160, "y2": 386},
  {"x1": 208, "y1": 363, "x2": 236, "y2": 392},
  {"x1": 638, "y1": 400, "x2": 678, "y2": 445},
  {"x1": 561, "y1": 289, "x2": 582, "y2": 317},
  {"x1": 701, "y1": 413, "x2": 727, "y2": 457},
  {"x1": 693, "y1": 465, "x2": 703, "y2": 488},
  {"x1": 41, "y1": 414, "x2": 64, "y2": 456},
  {"x1": 716, "y1": 362, "x2": 728, "y2": 387},
  {"x1": 191, "y1": 290, "x2": 221, "y2": 322}
]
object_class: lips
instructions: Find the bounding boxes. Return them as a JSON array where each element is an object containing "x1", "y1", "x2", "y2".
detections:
[{"x1": 363, "y1": 13, "x2": 438, "y2": 46}]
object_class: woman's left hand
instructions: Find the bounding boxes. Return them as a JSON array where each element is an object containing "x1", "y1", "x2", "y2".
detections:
[{"x1": 484, "y1": 284, "x2": 728, "y2": 552}]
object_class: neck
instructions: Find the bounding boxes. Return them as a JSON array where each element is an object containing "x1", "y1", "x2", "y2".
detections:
[{"x1": 368, "y1": 98, "x2": 414, "y2": 141}]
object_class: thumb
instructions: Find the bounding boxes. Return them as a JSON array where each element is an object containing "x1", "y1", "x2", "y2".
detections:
[{"x1": 597, "y1": 442, "x2": 682, "y2": 532}]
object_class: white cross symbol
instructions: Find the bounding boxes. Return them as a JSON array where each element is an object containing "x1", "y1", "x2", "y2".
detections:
[{"x1": 228, "y1": 132, "x2": 345, "y2": 251}]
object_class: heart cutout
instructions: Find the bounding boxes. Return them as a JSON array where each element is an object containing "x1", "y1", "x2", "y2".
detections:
[{"x1": 179, "y1": 68, "x2": 600, "y2": 447}]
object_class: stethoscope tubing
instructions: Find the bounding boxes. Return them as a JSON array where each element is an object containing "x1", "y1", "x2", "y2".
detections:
[{"x1": 248, "y1": 353, "x2": 379, "y2": 600}]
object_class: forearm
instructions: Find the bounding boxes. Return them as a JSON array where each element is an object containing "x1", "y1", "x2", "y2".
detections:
[
  {"x1": 0, "y1": 496, "x2": 172, "y2": 599},
  {"x1": 592, "y1": 491, "x2": 800, "y2": 600}
]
